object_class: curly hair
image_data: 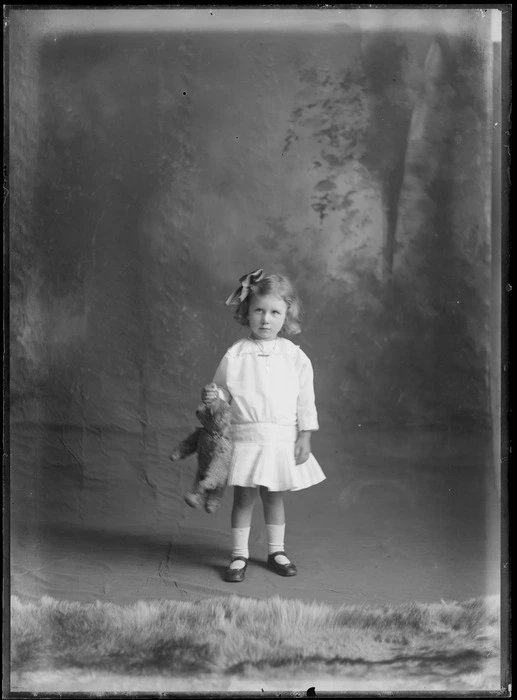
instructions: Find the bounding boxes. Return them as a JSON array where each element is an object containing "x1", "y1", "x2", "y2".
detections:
[{"x1": 232, "y1": 273, "x2": 302, "y2": 335}]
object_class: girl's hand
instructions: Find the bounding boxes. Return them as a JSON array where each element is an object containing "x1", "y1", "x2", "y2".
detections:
[
  {"x1": 294, "y1": 431, "x2": 311, "y2": 465},
  {"x1": 202, "y1": 383, "x2": 219, "y2": 404}
]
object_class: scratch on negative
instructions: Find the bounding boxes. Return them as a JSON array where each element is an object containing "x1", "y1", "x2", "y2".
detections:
[{"x1": 174, "y1": 580, "x2": 189, "y2": 596}]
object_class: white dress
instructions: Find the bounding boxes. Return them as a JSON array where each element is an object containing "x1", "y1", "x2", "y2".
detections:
[{"x1": 213, "y1": 337, "x2": 326, "y2": 491}]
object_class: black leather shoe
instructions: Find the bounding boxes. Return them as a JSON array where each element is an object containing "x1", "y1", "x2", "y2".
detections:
[
  {"x1": 224, "y1": 556, "x2": 248, "y2": 582},
  {"x1": 267, "y1": 551, "x2": 297, "y2": 577}
]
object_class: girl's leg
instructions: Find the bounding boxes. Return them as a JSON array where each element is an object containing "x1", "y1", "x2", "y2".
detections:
[
  {"x1": 229, "y1": 486, "x2": 257, "y2": 570},
  {"x1": 231, "y1": 485, "x2": 258, "y2": 527},
  {"x1": 259, "y1": 487, "x2": 295, "y2": 570},
  {"x1": 259, "y1": 486, "x2": 285, "y2": 524}
]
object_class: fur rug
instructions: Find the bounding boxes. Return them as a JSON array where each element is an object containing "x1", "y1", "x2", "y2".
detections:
[{"x1": 10, "y1": 594, "x2": 501, "y2": 693}]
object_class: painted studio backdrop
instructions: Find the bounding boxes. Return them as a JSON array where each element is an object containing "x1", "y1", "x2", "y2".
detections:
[{"x1": 9, "y1": 10, "x2": 500, "y2": 607}]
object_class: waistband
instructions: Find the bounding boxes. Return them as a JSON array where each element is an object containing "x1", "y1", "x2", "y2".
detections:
[{"x1": 231, "y1": 423, "x2": 297, "y2": 444}]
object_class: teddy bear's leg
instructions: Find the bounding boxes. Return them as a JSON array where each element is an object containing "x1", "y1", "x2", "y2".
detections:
[
  {"x1": 184, "y1": 470, "x2": 207, "y2": 509},
  {"x1": 200, "y1": 454, "x2": 227, "y2": 491},
  {"x1": 184, "y1": 484, "x2": 204, "y2": 509},
  {"x1": 184, "y1": 491, "x2": 203, "y2": 508},
  {"x1": 200, "y1": 474, "x2": 217, "y2": 491},
  {"x1": 204, "y1": 487, "x2": 225, "y2": 514}
]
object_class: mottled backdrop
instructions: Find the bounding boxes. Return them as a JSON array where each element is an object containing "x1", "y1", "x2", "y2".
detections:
[{"x1": 8, "y1": 10, "x2": 500, "y2": 586}]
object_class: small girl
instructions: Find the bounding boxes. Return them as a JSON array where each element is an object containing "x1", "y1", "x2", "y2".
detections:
[{"x1": 202, "y1": 269, "x2": 326, "y2": 583}]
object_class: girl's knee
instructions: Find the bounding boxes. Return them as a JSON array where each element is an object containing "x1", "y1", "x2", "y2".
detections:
[
  {"x1": 234, "y1": 486, "x2": 258, "y2": 507},
  {"x1": 260, "y1": 487, "x2": 284, "y2": 504}
]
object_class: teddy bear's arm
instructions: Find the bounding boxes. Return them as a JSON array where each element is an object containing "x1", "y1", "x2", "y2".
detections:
[{"x1": 169, "y1": 428, "x2": 202, "y2": 461}]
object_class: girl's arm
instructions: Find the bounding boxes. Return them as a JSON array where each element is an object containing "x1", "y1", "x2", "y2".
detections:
[
  {"x1": 212, "y1": 354, "x2": 232, "y2": 403},
  {"x1": 295, "y1": 350, "x2": 319, "y2": 464},
  {"x1": 296, "y1": 350, "x2": 319, "y2": 432},
  {"x1": 294, "y1": 430, "x2": 312, "y2": 464}
]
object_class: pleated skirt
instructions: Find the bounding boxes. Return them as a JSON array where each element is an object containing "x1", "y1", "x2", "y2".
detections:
[{"x1": 228, "y1": 423, "x2": 326, "y2": 492}]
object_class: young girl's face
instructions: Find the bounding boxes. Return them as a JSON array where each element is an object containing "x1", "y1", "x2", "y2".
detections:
[{"x1": 248, "y1": 294, "x2": 288, "y2": 341}]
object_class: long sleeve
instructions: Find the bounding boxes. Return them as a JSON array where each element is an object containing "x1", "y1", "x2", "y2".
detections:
[
  {"x1": 212, "y1": 354, "x2": 232, "y2": 403},
  {"x1": 296, "y1": 350, "x2": 319, "y2": 431}
]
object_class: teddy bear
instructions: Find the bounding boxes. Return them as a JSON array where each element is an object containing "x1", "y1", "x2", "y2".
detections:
[{"x1": 169, "y1": 384, "x2": 232, "y2": 513}]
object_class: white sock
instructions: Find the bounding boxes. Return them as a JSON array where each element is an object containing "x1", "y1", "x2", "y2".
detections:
[
  {"x1": 230, "y1": 527, "x2": 250, "y2": 569},
  {"x1": 266, "y1": 523, "x2": 290, "y2": 565}
]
